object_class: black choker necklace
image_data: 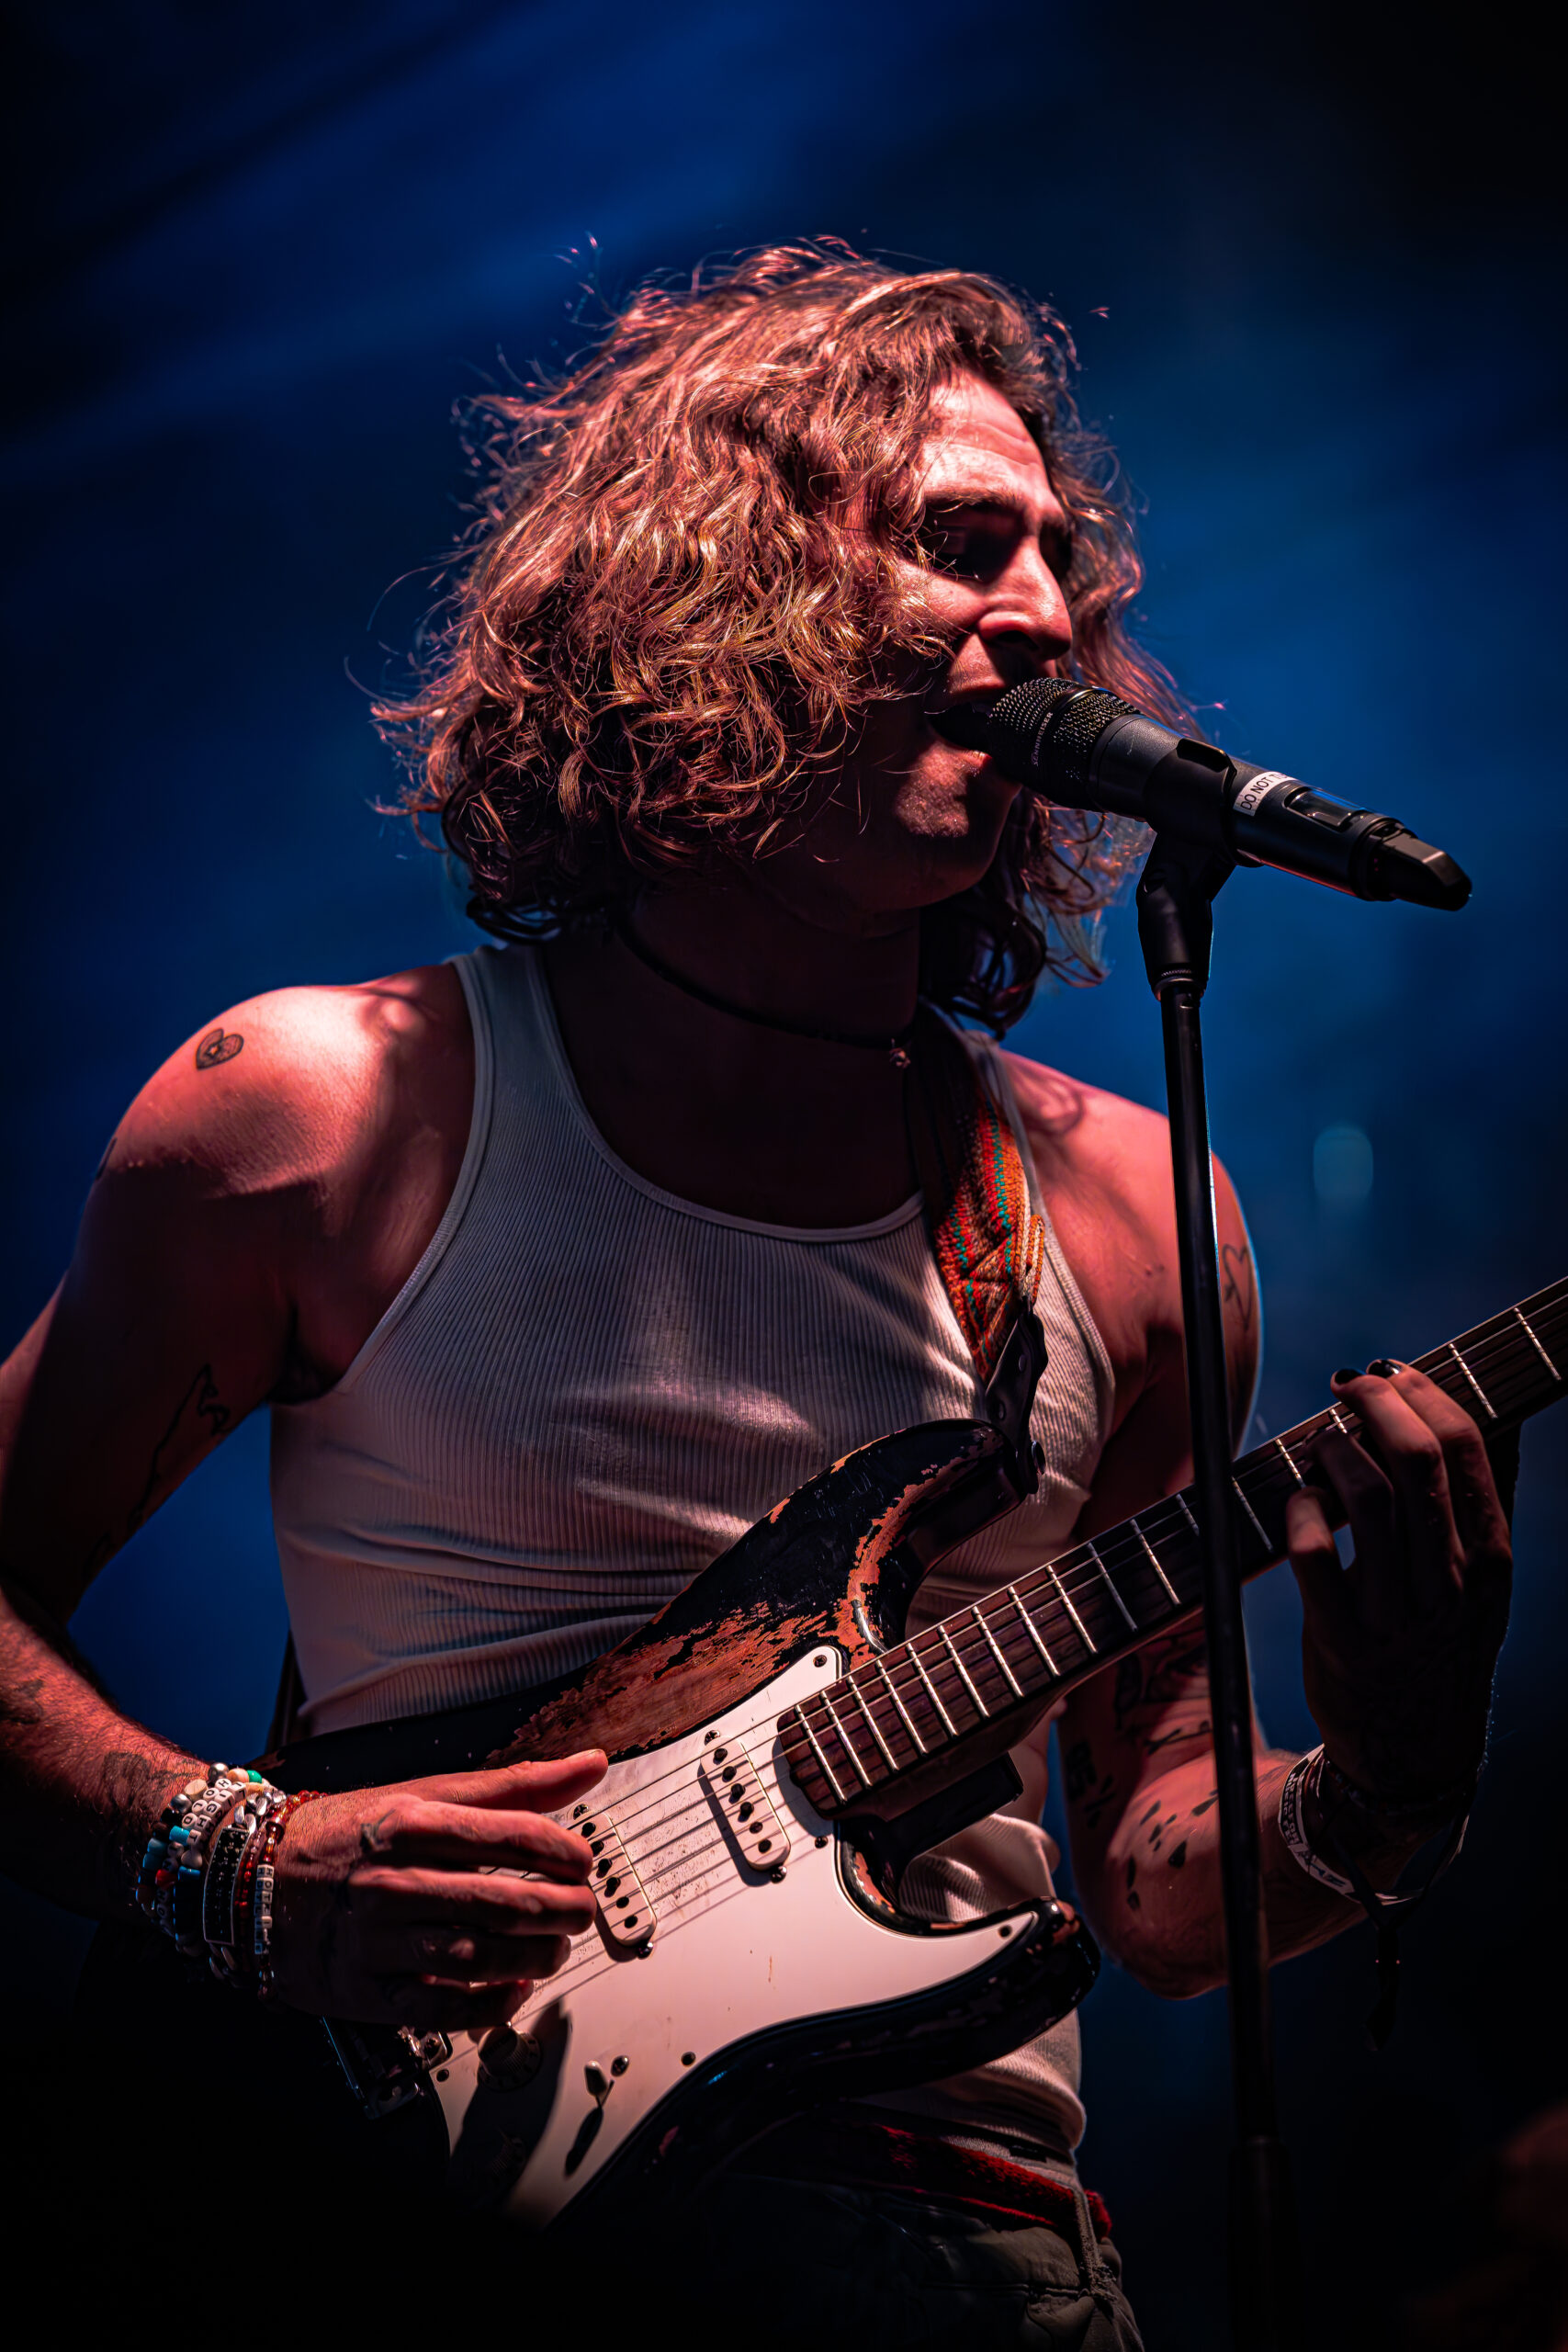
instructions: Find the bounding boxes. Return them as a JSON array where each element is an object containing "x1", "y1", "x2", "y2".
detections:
[{"x1": 614, "y1": 915, "x2": 917, "y2": 1071}]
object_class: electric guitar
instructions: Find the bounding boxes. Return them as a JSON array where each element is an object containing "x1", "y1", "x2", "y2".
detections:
[{"x1": 105, "y1": 1278, "x2": 1568, "y2": 2232}]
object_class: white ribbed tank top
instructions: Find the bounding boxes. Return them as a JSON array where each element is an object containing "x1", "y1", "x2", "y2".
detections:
[{"x1": 271, "y1": 942, "x2": 1115, "y2": 2151}]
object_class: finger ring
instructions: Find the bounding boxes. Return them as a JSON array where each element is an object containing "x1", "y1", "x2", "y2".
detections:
[{"x1": 418, "y1": 1930, "x2": 471, "y2": 1965}]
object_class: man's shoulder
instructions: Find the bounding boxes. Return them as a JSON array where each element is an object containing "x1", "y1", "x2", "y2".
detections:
[
  {"x1": 996, "y1": 1046, "x2": 1190, "y2": 1387},
  {"x1": 103, "y1": 963, "x2": 469, "y2": 1193},
  {"x1": 998, "y1": 1048, "x2": 1172, "y2": 1234},
  {"x1": 998, "y1": 1043, "x2": 1256, "y2": 1416}
]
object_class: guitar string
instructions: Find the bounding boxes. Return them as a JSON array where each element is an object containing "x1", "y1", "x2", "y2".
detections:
[
  {"x1": 494, "y1": 1306, "x2": 1568, "y2": 2010},
  {"x1": 487, "y1": 1301, "x2": 1565, "y2": 1862},
  {"x1": 516, "y1": 1308, "x2": 1568, "y2": 2023},
  {"x1": 499, "y1": 1744, "x2": 821, "y2": 2012},
  {"x1": 795, "y1": 1308, "x2": 1564, "y2": 1788},
  {"x1": 544, "y1": 1306, "x2": 1564, "y2": 1840},
  {"x1": 894, "y1": 1304, "x2": 1559, "y2": 1656}
]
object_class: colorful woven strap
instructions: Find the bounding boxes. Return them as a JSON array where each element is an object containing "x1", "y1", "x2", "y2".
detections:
[{"x1": 906, "y1": 1006, "x2": 1046, "y2": 1393}]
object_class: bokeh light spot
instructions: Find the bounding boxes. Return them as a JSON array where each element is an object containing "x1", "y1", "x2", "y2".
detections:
[{"x1": 1313, "y1": 1124, "x2": 1374, "y2": 1205}]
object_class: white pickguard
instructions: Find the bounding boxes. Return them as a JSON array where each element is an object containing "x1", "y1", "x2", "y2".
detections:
[{"x1": 427, "y1": 1647, "x2": 1038, "y2": 2226}]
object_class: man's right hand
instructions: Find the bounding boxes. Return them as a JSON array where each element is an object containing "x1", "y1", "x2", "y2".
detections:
[{"x1": 268, "y1": 1750, "x2": 607, "y2": 2032}]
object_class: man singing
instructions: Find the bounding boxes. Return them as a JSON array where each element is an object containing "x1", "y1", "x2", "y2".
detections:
[{"x1": 0, "y1": 247, "x2": 1510, "y2": 2346}]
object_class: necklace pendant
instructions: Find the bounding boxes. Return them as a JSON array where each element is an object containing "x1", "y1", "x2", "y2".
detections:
[{"x1": 889, "y1": 1043, "x2": 912, "y2": 1072}]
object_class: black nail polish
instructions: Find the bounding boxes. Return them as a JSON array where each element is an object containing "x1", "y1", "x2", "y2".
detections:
[
  {"x1": 1332, "y1": 1366, "x2": 1358, "y2": 1384},
  {"x1": 1366, "y1": 1358, "x2": 1398, "y2": 1378}
]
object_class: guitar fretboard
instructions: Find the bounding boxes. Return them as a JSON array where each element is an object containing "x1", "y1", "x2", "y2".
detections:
[{"x1": 778, "y1": 1277, "x2": 1567, "y2": 1816}]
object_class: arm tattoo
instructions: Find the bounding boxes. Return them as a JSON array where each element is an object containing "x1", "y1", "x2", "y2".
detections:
[
  {"x1": 81, "y1": 1365, "x2": 232, "y2": 1577},
  {"x1": 1221, "y1": 1241, "x2": 1256, "y2": 1332},
  {"x1": 1112, "y1": 1634, "x2": 1212, "y2": 1758},
  {"x1": 98, "y1": 1747, "x2": 185, "y2": 1904},
  {"x1": 0, "y1": 1673, "x2": 45, "y2": 1727},
  {"x1": 194, "y1": 1027, "x2": 243, "y2": 1070},
  {"x1": 1063, "y1": 1736, "x2": 1120, "y2": 1830},
  {"x1": 128, "y1": 1365, "x2": 230, "y2": 1529}
]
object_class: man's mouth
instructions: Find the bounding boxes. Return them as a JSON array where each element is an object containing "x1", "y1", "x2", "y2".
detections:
[{"x1": 926, "y1": 692, "x2": 1001, "y2": 752}]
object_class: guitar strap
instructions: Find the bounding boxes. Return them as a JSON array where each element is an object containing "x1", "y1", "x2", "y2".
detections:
[{"x1": 905, "y1": 1005, "x2": 1048, "y2": 1411}]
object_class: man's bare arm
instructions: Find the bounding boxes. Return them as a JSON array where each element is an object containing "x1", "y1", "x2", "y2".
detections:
[
  {"x1": 0, "y1": 975, "x2": 603, "y2": 2029},
  {"x1": 0, "y1": 1014, "x2": 307, "y2": 1914},
  {"x1": 1062, "y1": 1355, "x2": 1511, "y2": 1999},
  {"x1": 1060, "y1": 1627, "x2": 1368, "y2": 1997}
]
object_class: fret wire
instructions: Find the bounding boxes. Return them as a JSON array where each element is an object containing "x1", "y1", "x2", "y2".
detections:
[
  {"x1": 1514, "y1": 1305, "x2": 1562, "y2": 1383},
  {"x1": 1103, "y1": 1304, "x2": 1560, "y2": 1574},
  {"x1": 844, "y1": 1676, "x2": 897, "y2": 1770},
  {"x1": 1416, "y1": 1328, "x2": 1533, "y2": 1386},
  {"x1": 908, "y1": 1642, "x2": 958, "y2": 1737},
  {"x1": 1447, "y1": 1340, "x2": 1497, "y2": 1420},
  {"x1": 1133, "y1": 1520, "x2": 1183, "y2": 1608},
  {"x1": 795, "y1": 1289, "x2": 1568, "y2": 1792},
  {"x1": 973, "y1": 1603, "x2": 1024, "y2": 1697},
  {"x1": 1273, "y1": 1437, "x2": 1307, "y2": 1488},
  {"x1": 1440, "y1": 1293, "x2": 1565, "y2": 1380},
  {"x1": 1221, "y1": 1296, "x2": 1562, "y2": 1514},
  {"x1": 795, "y1": 1710, "x2": 846, "y2": 1805},
  {"x1": 1177, "y1": 1493, "x2": 1202, "y2": 1541},
  {"x1": 873, "y1": 1657, "x2": 926, "y2": 1754},
  {"x1": 1005, "y1": 1584, "x2": 1060, "y2": 1674},
  {"x1": 1046, "y1": 1565, "x2": 1097, "y2": 1656},
  {"x1": 1090, "y1": 1470, "x2": 1276, "y2": 1601},
  {"x1": 1105, "y1": 1510, "x2": 1203, "y2": 1597},
  {"x1": 817, "y1": 1688, "x2": 872, "y2": 1787},
  {"x1": 1467, "y1": 1321, "x2": 1568, "y2": 1394},
  {"x1": 1084, "y1": 1537, "x2": 1138, "y2": 1632},
  {"x1": 938, "y1": 1624, "x2": 989, "y2": 1718},
  {"x1": 1027, "y1": 1517, "x2": 1183, "y2": 1627},
  {"x1": 1054, "y1": 1467, "x2": 1280, "y2": 1620},
  {"x1": 1233, "y1": 1478, "x2": 1271, "y2": 1551},
  {"x1": 894, "y1": 1287, "x2": 1568, "y2": 1693}
]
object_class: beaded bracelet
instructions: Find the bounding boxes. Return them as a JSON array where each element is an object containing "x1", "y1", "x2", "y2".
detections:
[
  {"x1": 172, "y1": 1768, "x2": 274, "y2": 1953},
  {"x1": 137, "y1": 1773, "x2": 209, "y2": 1931},
  {"x1": 229, "y1": 1807, "x2": 271, "y2": 1966},
  {"x1": 205, "y1": 1786, "x2": 287, "y2": 1980},
  {"x1": 201, "y1": 1818, "x2": 251, "y2": 1948},
  {"x1": 141, "y1": 1766, "x2": 247, "y2": 1944},
  {"x1": 135, "y1": 1762, "x2": 281, "y2": 1961},
  {"x1": 252, "y1": 1790, "x2": 323, "y2": 2000}
]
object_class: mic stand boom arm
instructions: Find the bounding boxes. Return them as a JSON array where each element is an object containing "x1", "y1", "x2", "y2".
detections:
[{"x1": 1134, "y1": 832, "x2": 1303, "y2": 2352}]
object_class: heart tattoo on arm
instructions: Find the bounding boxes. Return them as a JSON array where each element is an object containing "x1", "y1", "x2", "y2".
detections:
[{"x1": 194, "y1": 1027, "x2": 243, "y2": 1071}]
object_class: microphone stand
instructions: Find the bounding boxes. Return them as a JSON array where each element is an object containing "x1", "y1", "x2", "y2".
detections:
[{"x1": 1134, "y1": 831, "x2": 1303, "y2": 2352}]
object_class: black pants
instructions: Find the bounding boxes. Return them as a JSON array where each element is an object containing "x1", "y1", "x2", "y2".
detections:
[{"x1": 637, "y1": 2170, "x2": 1146, "y2": 2349}]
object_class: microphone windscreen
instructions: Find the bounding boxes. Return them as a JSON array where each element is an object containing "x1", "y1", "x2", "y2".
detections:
[{"x1": 986, "y1": 678, "x2": 1145, "y2": 792}]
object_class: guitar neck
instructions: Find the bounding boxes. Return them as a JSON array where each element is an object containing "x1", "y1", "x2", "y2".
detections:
[{"x1": 778, "y1": 1275, "x2": 1568, "y2": 1820}]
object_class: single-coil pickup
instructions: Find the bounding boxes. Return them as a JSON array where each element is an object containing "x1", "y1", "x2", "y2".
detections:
[
  {"x1": 700, "y1": 1737, "x2": 791, "y2": 1873},
  {"x1": 576, "y1": 1812, "x2": 657, "y2": 1946}
]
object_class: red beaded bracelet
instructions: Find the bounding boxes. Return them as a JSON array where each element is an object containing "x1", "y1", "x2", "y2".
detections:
[{"x1": 253, "y1": 1790, "x2": 324, "y2": 1999}]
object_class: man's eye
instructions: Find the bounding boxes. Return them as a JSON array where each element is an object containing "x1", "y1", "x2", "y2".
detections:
[{"x1": 918, "y1": 520, "x2": 1007, "y2": 578}]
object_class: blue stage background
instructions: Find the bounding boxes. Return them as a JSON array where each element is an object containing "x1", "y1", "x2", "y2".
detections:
[{"x1": 4, "y1": 7, "x2": 1562, "y2": 2339}]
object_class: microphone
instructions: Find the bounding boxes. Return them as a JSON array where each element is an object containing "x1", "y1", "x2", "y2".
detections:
[{"x1": 932, "y1": 678, "x2": 1470, "y2": 911}]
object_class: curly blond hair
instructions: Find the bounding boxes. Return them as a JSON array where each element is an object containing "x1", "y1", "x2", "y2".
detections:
[{"x1": 377, "y1": 243, "x2": 1188, "y2": 1030}]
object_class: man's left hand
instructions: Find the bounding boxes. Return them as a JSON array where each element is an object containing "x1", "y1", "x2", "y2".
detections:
[{"x1": 1285, "y1": 1362, "x2": 1513, "y2": 1813}]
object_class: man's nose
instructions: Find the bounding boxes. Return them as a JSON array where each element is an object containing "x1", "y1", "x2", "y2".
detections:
[{"x1": 976, "y1": 542, "x2": 1073, "y2": 669}]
